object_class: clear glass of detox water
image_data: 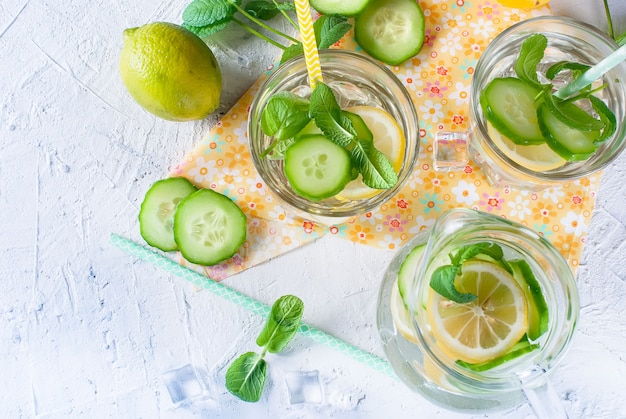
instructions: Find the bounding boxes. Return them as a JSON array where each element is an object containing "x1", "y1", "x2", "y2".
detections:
[
  {"x1": 248, "y1": 50, "x2": 419, "y2": 224},
  {"x1": 376, "y1": 208, "x2": 579, "y2": 416},
  {"x1": 436, "y1": 16, "x2": 626, "y2": 190}
]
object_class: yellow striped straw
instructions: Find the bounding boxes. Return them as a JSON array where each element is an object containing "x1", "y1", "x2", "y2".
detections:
[{"x1": 294, "y1": 0, "x2": 323, "y2": 89}]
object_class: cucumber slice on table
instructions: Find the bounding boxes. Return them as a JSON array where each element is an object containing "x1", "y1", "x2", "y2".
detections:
[
  {"x1": 174, "y1": 189, "x2": 247, "y2": 266},
  {"x1": 139, "y1": 177, "x2": 198, "y2": 251},
  {"x1": 310, "y1": 0, "x2": 370, "y2": 17},
  {"x1": 538, "y1": 103, "x2": 600, "y2": 161},
  {"x1": 480, "y1": 77, "x2": 545, "y2": 145},
  {"x1": 354, "y1": 0, "x2": 425, "y2": 66},
  {"x1": 284, "y1": 134, "x2": 352, "y2": 201}
]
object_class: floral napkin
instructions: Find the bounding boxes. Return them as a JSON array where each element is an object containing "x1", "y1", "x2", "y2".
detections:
[{"x1": 171, "y1": 0, "x2": 600, "y2": 281}]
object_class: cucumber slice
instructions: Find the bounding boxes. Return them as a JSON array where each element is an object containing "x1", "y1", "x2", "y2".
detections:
[
  {"x1": 174, "y1": 189, "x2": 247, "y2": 266},
  {"x1": 509, "y1": 259, "x2": 549, "y2": 341},
  {"x1": 354, "y1": 0, "x2": 425, "y2": 66},
  {"x1": 480, "y1": 77, "x2": 545, "y2": 145},
  {"x1": 284, "y1": 134, "x2": 352, "y2": 201},
  {"x1": 294, "y1": 120, "x2": 323, "y2": 140},
  {"x1": 139, "y1": 177, "x2": 198, "y2": 251},
  {"x1": 538, "y1": 103, "x2": 600, "y2": 161},
  {"x1": 310, "y1": 0, "x2": 370, "y2": 17},
  {"x1": 457, "y1": 335, "x2": 538, "y2": 372},
  {"x1": 344, "y1": 110, "x2": 373, "y2": 143},
  {"x1": 397, "y1": 244, "x2": 426, "y2": 307}
]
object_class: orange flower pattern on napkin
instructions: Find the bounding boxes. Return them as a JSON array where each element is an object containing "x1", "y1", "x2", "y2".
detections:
[{"x1": 171, "y1": 0, "x2": 600, "y2": 280}]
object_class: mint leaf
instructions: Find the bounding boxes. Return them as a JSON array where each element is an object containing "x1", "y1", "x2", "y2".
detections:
[
  {"x1": 314, "y1": 15, "x2": 352, "y2": 49},
  {"x1": 430, "y1": 265, "x2": 477, "y2": 304},
  {"x1": 225, "y1": 352, "x2": 267, "y2": 402},
  {"x1": 309, "y1": 83, "x2": 397, "y2": 189},
  {"x1": 261, "y1": 92, "x2": 311, "y2": 141},
  {"x1": 182, "y1": 0, "x2": 238, "y2": 27},
  {"x1": 310, "y1": 83, "x2": 356, "y2": 148},
  {"x1": 256, "y1": 295, "x2": 304, "y2": 353},
  {"x1": 545, "y1": 61, "x2": 591, "y2": 81},
  {"x1": 352, "y1": 140, "x2": 398, "y2": 189},
  {"x1": 449, "y1": 243, "x2": 503, "y2": 266},
  {"x1": 451, "y1": 242, "x2": 513, "y2": 274},
  {"x1": 183, "y1": 20, "x2": 230, "y2": 38},
  {"x1": 588, "y1": 95, "x2": 616, "y2": 144},
  {"x1": 430, "y1": 243, "x2": 507, "y2": 303},
  {"x1": 280, "y1": 43, "x2": 304, "y2": 64},
  {"x1": 244, "y1": 1, "x2": 294, "y2": 20},
  {"x1": 617, "y1": 31, "x2": 626, "y2": 46},
  {"x1": 514, "y1": 34, "x2": 547, "y2": 87},
  {"x1": 245, "y1": 0, "x2": 281, "y2": 20},
  {"x1": 544, "y1": 94, "x2": 605, "y2": 132}
]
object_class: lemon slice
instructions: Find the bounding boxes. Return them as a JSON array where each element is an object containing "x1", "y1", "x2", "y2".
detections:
[
  {"x1": 390, "y1": 280, "x2": 419, "y2": 344},
  {"x1": 488, "y1": 124, "x2": 566, "y2": 172},
  {"x1": 338, "y1": 106, "x2": 405, "y2": 200},
  {"x1": 427, "y1": 260, "x2": 528, "y2": 364}
]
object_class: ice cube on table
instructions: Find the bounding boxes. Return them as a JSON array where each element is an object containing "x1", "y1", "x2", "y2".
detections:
[
  {"x1": 285, "y1": 370, "x2": 323, "y2": 405},
  {"x1": 433, "y1": 131, "x2": 469, "y2": 171},
  {"x1": 162, "y1": 364, "x2": 204, "y2": 404}
]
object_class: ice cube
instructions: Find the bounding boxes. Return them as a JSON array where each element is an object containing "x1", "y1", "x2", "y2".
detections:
[
  {"x1": 285, "y1": 370, "x2": 323, "y2": 404},
  {"x1": 162, "y1": 364, "x2": 204, "y2": 404},
  {"x1": 433, "y1": 131, "x2": 469, "y2": 171}
]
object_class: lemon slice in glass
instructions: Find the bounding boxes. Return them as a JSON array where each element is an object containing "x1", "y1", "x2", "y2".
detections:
[
  {"x1": 427, "y1": 260, "x2": 529, "y2": 364},
  {"x1": 390, "y1": 279, "x2": 419, "y2": 344},
  {"x1": 338, "y1": 106, "x2": 406, "y2": 201},
  {"x1": 488, "y1": 124, "x2": 566, "y2": 172}
]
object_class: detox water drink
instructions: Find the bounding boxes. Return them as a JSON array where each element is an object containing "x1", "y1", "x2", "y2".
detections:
[
  {"x1": 248, "y1": 50, "x2": 419, "y2": 222},
  {"x1": 376, "y1": 209, "x2": 578, "y2": 414},
  {"x1": 468, "y1": 16, "x2": 626, "y2": 190}
]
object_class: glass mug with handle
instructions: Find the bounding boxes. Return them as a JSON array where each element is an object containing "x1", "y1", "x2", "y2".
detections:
[
  {"x1": 434, "y1": 16, "x2": 626, "y2": 190},
  {"x1": 376, "y1": 208, "x2": 579, "y2": 416}
]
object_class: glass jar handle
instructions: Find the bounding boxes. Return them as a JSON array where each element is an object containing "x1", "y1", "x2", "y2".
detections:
[{"x1": 521, "y1": 374, "x2": 569, "y2": 419}]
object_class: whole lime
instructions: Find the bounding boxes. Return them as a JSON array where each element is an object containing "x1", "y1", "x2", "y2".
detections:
[{"x1": 119, "y1": 22, "x2": 222, "y2": 121}]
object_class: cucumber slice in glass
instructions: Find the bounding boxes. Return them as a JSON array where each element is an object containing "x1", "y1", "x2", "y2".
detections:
[
  {"x1": 284, "y1": 134, "x2": 352, "y2": 201},
  {"x1": 174, "y1": 189, "x2": 247, "y2": 266},
  {"x1": 310, "y1": 0, "x2": 370, "y2": 16},
  {"x1": 343, "y1": 110, "x2": 373, "y2": 143},
  {"x1": 538, "y1": 102, "x2": 600, "y2": 161},
  {"x1": 509, "y1": 259, "x2": 549, "y2": 341},
  {"x1": 139, "y1": 177, "x2": 198, "y2": 251},
  {"x1": 456, "y1": 335, "x2": 539, "y2": 372},
  {"x1": 354, "y1": 0, "x2": 425, "y2": 66},
  {"x1": 480, "y1": 77, "x2": 545, "y2": 145},
  {"x1": 397, "y1": 244, "x2": 426, "y2": 307}
]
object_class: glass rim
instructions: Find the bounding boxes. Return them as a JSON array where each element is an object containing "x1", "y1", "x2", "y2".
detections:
[
  {"x1": 406, "y1": 209, "x2": 579, "y2": 392},
  {"x1": 248, "y1": 49, "x2": 420, "y2": 219},
  {"x1": 470, "y1": 15, "x2": 626, "y2": 182}
]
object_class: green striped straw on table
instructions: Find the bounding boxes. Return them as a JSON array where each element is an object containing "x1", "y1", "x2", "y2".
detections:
[{"x1": 109, "y1": 233, "x2": 398, "y2": 379}]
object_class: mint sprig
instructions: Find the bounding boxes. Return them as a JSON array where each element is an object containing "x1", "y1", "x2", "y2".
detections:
[
  {"x1": 261, "y1": 91, "x2": 311, "y2": 141},
  {"x1": 260, "y1": 82, "x2": 398, "y2": 190},
  {"x1": 513, "y1": 34, "x2": 614, "y2": 136},
  {"x1": 514, "y1": 33, "x2": 547, "y2": 88},
  {"x1": 430, "y1": 243, "x2": 507, "y2": 304},
  {"x1": 225, "y1": 295, "x2": 304, "y2": 402},
  {"x1": 310, "y1": 83, "x2": 398, "y2": 189},
  {"x1": 181, "y1": 0, "x2": 351, "y2": 64}
]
